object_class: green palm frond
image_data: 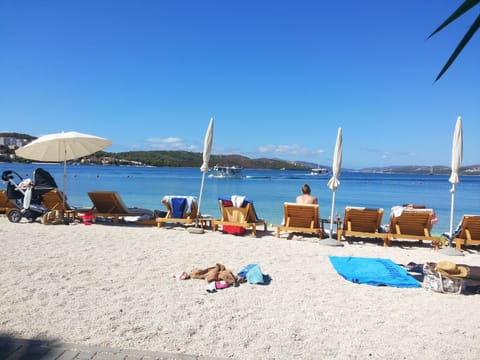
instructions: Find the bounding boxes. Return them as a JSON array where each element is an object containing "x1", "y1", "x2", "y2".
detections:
[
  {"x1": 435, "y1": 14, "x2": 480, "y2": 81},
  {"x1": 429, "y1": 0, "x2": 480, "y2": 81},
  {"x1": 429, "y1": 0, "x2": 480, "y2": 38}
]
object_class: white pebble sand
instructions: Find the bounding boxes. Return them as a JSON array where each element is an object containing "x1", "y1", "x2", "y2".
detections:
[{"x1": 1, "y1": 217, "x2": 479, "y2": 359}]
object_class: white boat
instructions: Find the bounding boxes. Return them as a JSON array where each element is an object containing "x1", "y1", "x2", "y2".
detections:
[
  {"x1": 208, "y1": 165, "x2": 244, "y2": 179},
  {"x1": 310, "y1": 167, "x2": 329, "y2": 176}
]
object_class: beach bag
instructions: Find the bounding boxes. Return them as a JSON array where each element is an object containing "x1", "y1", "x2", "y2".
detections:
[
  {"x1": 78, "y1": 211, "x2": 95, "y2": 224},
  {"x1": 422, "y1": 262, "x2": 468, "y2": 294},
  {"x1": 223, "y1": 225, "x2": 246, "y2": 235},
  {"x1": 41, "y1": 210, "x2": 64, "y2": 225}
]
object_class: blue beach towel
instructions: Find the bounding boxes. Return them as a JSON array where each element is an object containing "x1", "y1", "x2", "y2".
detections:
[
  {"x1": 329, "y1": 256, "x2": 420, "y2": 288},
  {"x1": 238, "y1": 263, "x2": 272, "y2": 285},
  {"x1": 171, "y1": 197, "x2": 187, "y2": 218}
]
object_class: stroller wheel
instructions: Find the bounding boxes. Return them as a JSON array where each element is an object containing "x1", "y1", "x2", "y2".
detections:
[{"x1": 7, "y1": 209, "x2": 22, "y2": 223}]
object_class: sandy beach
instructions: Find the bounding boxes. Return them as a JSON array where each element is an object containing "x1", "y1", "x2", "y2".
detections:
[{"x1": 1, "y1": 217, "x2": 480, "y2": 360}]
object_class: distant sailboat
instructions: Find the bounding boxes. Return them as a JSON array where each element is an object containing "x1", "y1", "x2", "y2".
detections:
[{"x1": 429, "y1": 166, "x2": 434, "y2": 175}]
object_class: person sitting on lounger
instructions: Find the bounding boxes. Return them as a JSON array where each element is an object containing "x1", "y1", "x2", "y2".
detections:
[{"x1": 296, "y1": 184, "x2": 318, "y2": 205}]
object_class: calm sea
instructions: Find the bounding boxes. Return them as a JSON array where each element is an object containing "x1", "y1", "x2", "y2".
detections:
[{"x1": 2, "y1": 163, "x2": 479, "y2": 234}]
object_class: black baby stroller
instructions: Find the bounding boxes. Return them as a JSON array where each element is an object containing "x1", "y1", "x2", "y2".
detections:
[{"x1": 1, "y1": 168, "x2": 59, "y2": 223}]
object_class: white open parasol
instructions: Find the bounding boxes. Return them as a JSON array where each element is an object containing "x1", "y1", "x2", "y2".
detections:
[{"x1": 15, "y1": 131, "x2": 112, "y2": 213}]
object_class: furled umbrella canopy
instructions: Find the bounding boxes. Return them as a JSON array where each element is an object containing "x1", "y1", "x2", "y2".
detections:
[
  {"x1": 449, "y1": 116, "x2": 463, "y2": 189},
  {"x1": 200, "y1": 118, "x2": 214, "y2": 174},
  {"x1": 442, "y1": 116, "x2": 464, "y2": 255},
  {"x1": 327, "y1": 127, "x2": 343, "y2": 192},
  {"x1": 192, "y1": 118, "x2": 214, "y2": 232},
  {"x1": 321, "y1": 127, "x2": 344, "y2": 246}
]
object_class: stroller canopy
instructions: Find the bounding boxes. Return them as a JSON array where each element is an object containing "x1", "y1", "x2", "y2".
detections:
[{"x1": 34, "y1": 168, "x2": 58, "y2": 190}]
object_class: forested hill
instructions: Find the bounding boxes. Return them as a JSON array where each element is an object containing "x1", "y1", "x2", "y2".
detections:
[
  {"x1": 103, "y1": 150, "x2": 309, "y2": 170},
  {"x1": 3, "y1": 134, "x2": 478, "y2": 174}
]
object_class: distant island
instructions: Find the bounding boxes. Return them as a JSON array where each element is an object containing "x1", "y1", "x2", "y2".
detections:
[{"x1": 1, "y1": 132, "x2": 479, "y2": 175}]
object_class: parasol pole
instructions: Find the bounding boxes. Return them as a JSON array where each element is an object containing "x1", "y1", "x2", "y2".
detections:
[
  {"x1": 320, "y1": 187, "x2": 344, "y2": 246},
  {"x1": 196, "y1": 171, "x2": 207, "y2": 228},
  {"x1": 449, "y1": 183, "x2": 456, "y2": 246},
  {"x1": 329, "y1": 190, "x2": 336, "y2": 238},
  {"x1": 62, "y1": 144, "x2": 68, "y2": 224},
  {"x1": 440, "y1": 181, "x2": 463, "y2": 256}
]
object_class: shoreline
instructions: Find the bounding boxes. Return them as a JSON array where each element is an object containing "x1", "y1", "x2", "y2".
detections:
[
  {"x1": 1, "y1": 163, "x2": 479, "y2": 235},
  {"x1": 2, "y1": 160, "x2": 480, "y2": 175},
  {"x1": 1, "y1": 217, "x2": 480, "y2": 359}
]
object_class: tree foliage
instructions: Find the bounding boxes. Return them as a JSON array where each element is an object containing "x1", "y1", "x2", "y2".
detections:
[
  {"x1": 102, "y1": 150, "x2": 309, "y2": 170},
  {"x1": 429, "y1": 0, "x2": 480, "y2": 81}
]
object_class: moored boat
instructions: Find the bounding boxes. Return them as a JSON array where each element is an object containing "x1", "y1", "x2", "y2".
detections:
[
  {"x1": 310, "y1": 167, "x2": 329, "y2": 176},
  {"x1": 208, "y1": 165, "x2": 244, "y2": 179}
]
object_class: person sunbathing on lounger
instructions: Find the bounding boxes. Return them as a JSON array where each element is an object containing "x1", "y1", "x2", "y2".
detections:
[{"x1": 296, "y1": 184, "x2": 318, "y2": 205}]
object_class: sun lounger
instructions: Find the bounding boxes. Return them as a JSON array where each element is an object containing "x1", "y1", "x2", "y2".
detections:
[
  {"x1": 40, "y1": 189, "x2": 69, "y2": 211},
  {"x1": 338, "y1": 206, "x2": 387, "y2": 244},
  {"x1": 454, "y1": 215, "x2": 480, "y2": 251},
  {"x1": 276, "y1": 202, "x2": 323, "y2": 239},
  {"x1": 88, "y1": 191, "x2": 153, "y2": 224},
  {"x1": 40, "y1": 189, "x2": 93, "y2": 221},
  {"x1": 386, "y1": 207, "x2": 439, "y2": 249},
  {"x1": 0, "y1": 190, "x2": 18, "y2": 214},
  {"x1": 212, "y1": 196, "x2": 267, "y2": 236},
  {"x1": 156, "y1": 195, "x2": 201, "y2": 228}
]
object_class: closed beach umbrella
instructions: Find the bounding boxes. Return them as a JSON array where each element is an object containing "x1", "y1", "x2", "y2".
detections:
[
  {"x1": 442, "y1": 116, "x2": 463, "y2": 255},
  {"x1": 16, "y1": 131, "x2": 112, "y2": 211},
  {"x1": 327, "y1": 127, "x2": 342, "y2": 192},
  {"x1": 200, "y1": 117, "x2": 214, "y2": 174},
  {"x1": 321, "y1": 127, "x2": 344, "y2": 246},
  {"x1": 193, "y1": 118, "x2": 214, "y2": 231}
]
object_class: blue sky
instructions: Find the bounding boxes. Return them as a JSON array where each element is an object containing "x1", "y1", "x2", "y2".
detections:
[{"x1": 1, "y1": 0, "x2": 479, "y2": 169}]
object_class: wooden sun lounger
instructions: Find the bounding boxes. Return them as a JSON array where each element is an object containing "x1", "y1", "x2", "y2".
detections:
[
  {"x1": 0, "y1": 190, "x2": 18, "y2": 214},
  {"x1": 212, "y1": 199, "x2": 267, "y2": 236},
  {"x1": 387, "y1": 208, "x2": 439, "y2": 249},
  {"x1": 88, "y1": 191, "x2": 153, "y2": 224},
  {"x1": 454, "y1": 215, "x2": 480, "y2": 250},
  {"x1": 40, "y1": 189, "x2": 93, "y2": 220},
  {"x1": 338, "y1": 207, "x2": 387, "y2": 243},
  {"x1": 276, "y1": 202, "x2": 323, "y2": 239},
  {"x1": 156, "y1": 196, "x2": 203, "y2": 228},
  {"x1": 40, "y1": 189, "x2": 72, "y2": 211}
]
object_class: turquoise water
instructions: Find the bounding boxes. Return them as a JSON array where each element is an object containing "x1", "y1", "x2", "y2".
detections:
[{"x1": 2, "y1": 163, "x2": 479, "y2": 234}]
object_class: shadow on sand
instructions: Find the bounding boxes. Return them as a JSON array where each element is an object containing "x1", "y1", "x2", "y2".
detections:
[{"x1": 0, "y1": 334, "x2": 64, "y2": 359}]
